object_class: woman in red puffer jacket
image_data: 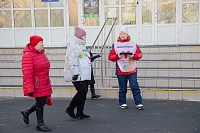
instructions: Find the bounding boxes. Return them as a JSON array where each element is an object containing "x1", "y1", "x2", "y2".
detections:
[{"x1": 21, "y1": 35, "x2": 52, "y2": 132}]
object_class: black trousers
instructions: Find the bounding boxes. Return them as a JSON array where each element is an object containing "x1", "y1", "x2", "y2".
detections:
[
  {"x1": 35, "y1": 96, "x2": 46, "y2": 108},
  {"x1": 68, "y1": 81, "x2": 88, "y2": 114}
]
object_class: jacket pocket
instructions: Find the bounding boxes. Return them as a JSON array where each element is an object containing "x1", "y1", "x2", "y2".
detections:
[{"x1": 79, "y1": 58, "x2": 91, "y2": 75}]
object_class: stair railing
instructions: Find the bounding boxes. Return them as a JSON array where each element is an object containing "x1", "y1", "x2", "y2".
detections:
[{"x1": 90, "y1": 18, "x2": 117, "y2": 87}]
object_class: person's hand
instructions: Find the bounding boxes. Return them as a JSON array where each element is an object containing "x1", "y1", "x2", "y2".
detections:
[
  {"x1": 96, "y1": 54, "x2": 101, "y2": 58},
  {"x1": 28, "y1": 92, "x2": 33, "y2": 96},
  {"x1": 128, "y1": 54, "x2": 134, "y2": 58},
  {"x1": 91, "y1": 54, "x2": 101, "y2": 62},
  {"x1": 117, "y1": 54, "x2": 123, "y2": 59},
  {"x1": 72, "y1": 75, "x2": 78, "y2": 81}
]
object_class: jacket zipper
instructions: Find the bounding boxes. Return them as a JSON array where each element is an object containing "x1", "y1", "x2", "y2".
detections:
[{"x1": 41, "y1": 53, "x2": 51, "y2": 93}]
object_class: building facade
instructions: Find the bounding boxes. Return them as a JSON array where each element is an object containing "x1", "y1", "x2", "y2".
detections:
[{"x1": 0, "y1": 0, "x2": 199, "y2": 47}]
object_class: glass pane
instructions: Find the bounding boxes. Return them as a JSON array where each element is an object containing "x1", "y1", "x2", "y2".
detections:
[
  {"x1": 84, "y1": 18, "x2": 99, "y2": 26},
  {"x1": 105, "y1": 8, "x2": 119, "y2": 25},
  {"x1": 182, "y1": 0, "x2": 199, "y2": 2},
  {"x1": 34, "y1": 0, "x2": 47, "y2": 8},
  {"x1": 104, "y1": 0, "x2": 119, "y2": 5},
  {"x1": 0, "y1": 0, "x2": 11, "y2": 8},
  {"x1": 69, "y1": 0, "x2": 78, "y2": 26},
  {"x1": 122, "y1": 0, "x2": 137, "y2": 5},
  {"x1": 121, "y1": 7, "x2": 136, "y2": 25},
  {"x1": 182, "y1": 3, "x2": 199, "y2": 23},
  {"x1": 49, "y1": 0, "x2": 63, "y2": 7},
  {"x1": 50, "y1": 9, "x2": 64, "y2": 27},
  {"x1": 14, "y1": 10, "x2": 31, "y2": 27},
  {"x1": 158, "y1": 0, "x2": 176, "y2": 24},
  {"x1": 142, "y1": 0, "x2": 152, "y2": 24},
  {"x1": 0, "y1": 10, "x2": 11, "y2": 28},
  {"x1": 84, "y1": 0, "x2": 99, "y2": 26},
  {"x1": 13, "y1": 0, "x2": 31, "y2": 8},
  {"x1": 35, "y1": 10, "x2": 48, "y2": 27}
]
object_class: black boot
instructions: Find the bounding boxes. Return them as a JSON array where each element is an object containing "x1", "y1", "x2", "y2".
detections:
[
  {"x1": 36, "y1": 107, "x2": 51, "y2": 132},
  {"x1": 76, "y1": 113, "x2": 90, "y2": 119},
  {"x1": 21, "y1": 103, "x2": 36, "y2": 124},
  {"x1": 76, "y1": 100, "x2": 90, "y2": 120},
  {"x1": 92, "y1": 94, "x2": 101, "y2": 99},
  {"x1": 65, "y1": 107, "x2": 77, "y2": 120},
  {"x1": 90, "y1": 85, "x2": 101, "y2": 99}
]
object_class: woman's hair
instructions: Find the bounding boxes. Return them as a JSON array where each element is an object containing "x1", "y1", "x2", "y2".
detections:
[{"x1": 117, "y1": 35, "x2": 131, "y2": 41}]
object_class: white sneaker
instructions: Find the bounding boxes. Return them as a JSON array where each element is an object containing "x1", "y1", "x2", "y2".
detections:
[
  {"x1": 119, "y1": 104, "x2": 128, "y2": 109},
  {"x1": 136, "y1": 104, "x2": 144, "y2": 110}
]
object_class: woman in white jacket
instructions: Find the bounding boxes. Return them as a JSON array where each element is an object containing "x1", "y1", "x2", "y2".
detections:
[{"x1": 64, "y1": 26, "x2": 91, "y2": 119}]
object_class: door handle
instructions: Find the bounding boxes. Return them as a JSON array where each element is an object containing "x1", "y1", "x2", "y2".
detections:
[
  {"x1": 81, "y1": 16, "x2": 86, "y2": 24},
  {"x1": 155, "y1": 12, "x2": 160, "y2": 21}
]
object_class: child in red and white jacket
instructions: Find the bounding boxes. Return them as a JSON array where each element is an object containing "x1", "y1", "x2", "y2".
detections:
[{"x1": 108, "y1": 27, "x2": 144, "y2": 110}]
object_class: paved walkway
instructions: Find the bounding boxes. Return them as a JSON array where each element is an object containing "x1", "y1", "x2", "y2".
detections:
[{"x1": 0, "y1": 97, "x2": 200, "y2": 133}]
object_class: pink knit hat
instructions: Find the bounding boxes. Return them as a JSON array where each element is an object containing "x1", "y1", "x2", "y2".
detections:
[
  {"x1": 74, "y1": 26, "x2": 86, "y2": 38},
  {"x1": 30, "y1": 35, "x2": 43, "y2": 47}
]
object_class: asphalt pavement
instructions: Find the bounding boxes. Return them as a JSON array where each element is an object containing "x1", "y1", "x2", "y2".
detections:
[{"x1": 0, "y1": 97, "x2": 200, "y2": 133}]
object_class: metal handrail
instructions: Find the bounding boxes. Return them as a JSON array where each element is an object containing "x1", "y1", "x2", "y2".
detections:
[
  {"x1": 100, "y1": 18, "x2": 117, "y2": 52},
  {"x1": 90, "y1": 18, "x2": 117, "y2": 52},
  {"x1": 89, "y1": 18, "x2": 109, "y2": 52},
  {"x1": 90, "y1": 17, "x2": 117, "y2": 87}
]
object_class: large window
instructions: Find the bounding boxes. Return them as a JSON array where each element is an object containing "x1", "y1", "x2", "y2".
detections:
[
  {"x1": 0, "y1": 10, "x2": 12, "y2": 28},
  {"x1": 142, "y1": 0, "x2": 152, "y2": 24},
  {"x1": 182, "y1": 2, "x2": 199, "y2": 23},
  {"x1": 104, "y1": 0, "x2": 137, "y2": 25},
  {"x1": 0, "y1": 0, "x2": 64, "y2": 28},
  {"x1": 14, "y1": 10, "x2": 32, "y2": 27},
  {"x1": 0, "y1": 0, "x2": 11, "y2": 8},
  {"x1": 35, "y1": 10, "x2": 48, "y2": 27},
  {"x1": 0, "y1": 0, "x2": 11, "y2": 28},
  {"x1": 157, "y1": 0, "x2": 176, "y2": 24},
  {"x1": 50, "y1": 9, "x2": 64, "y2": 27},
  {"x1": 69, "y1": 0, "x2": 78, "y2": 26}
]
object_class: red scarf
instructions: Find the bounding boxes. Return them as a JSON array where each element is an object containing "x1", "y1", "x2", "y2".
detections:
[{"x1": 117, "y1": 38, "x2": 130, "y2": 42}]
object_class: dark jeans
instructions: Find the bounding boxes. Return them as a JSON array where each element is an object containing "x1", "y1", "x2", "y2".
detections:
[
  {"x1": 117, "y1": 73, "x2": 142, "y2": 106},
  {"x1": 68, "y1": 81, "x2": 88, "y2": 114}
]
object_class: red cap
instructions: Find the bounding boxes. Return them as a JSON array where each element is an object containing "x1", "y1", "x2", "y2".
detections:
[{"x1": 30, "y1": 35, "x2": 43, "y2": 47}]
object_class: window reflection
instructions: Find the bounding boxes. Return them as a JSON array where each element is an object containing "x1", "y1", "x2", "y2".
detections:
[
  {"x1": 122, "y1": 0, "x2": 136, "y2": 5},
  {"x1": 34, "y1": 0, "x2": 47, "y2": 8},
  {"x1": 0, "y1": 10, "x2": 11, "y2": 28},
  {"x1": 0, "y1": 0, "x2": 11, "y2": 8},
  {"x1": 104, "y1": 0, "x2": 119, "y2": 5},
  {"x1": 142, "y1": 0, "x2": 152, "y2": 24},
  {"x1": 49, "y1": 0, "x2": 63, "y2": 7},
  {"x1": 158, "y1": 0, "x2": 176, "y2": 24},
  {"x1": 182, "y1": 3, "x2": 199, "y2": 23},
  {"x1": 14, "y1": 10, "x2": 31, "y2": 27},
  {"x1": 35, "y1": 10, "x2": 48, "y2": 27},
  {"x1": 121, "y1": 7, "x2": 136, "y2": 25},
  {"x1": 105, "y1": 7, "x2": 119, "y2": 25},
  {"x1": 182, "y1": 0, "x2": 198, "y2": 2},
  {"x1": 13, "y1": 0, "x2": 31, "y2": 8},
  {"x1": 50, "y1": 9, "x2": 64, "y2": 27},
  {"x1": 69, "y1": 0, "x2": 78, "y2": 26}
]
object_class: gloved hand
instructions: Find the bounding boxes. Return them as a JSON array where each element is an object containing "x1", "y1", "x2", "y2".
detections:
[
  {"x1": 91, "y1": 54, "x2": 101, "y2": 62},
  {"x1": 28, "y1": 92, "x2": 33, "y2": 96},
  {"x1": 117, "y1": 54, "x2": 123, "y2": 59},
  {"x1": 72, "y1": 75, "x2": 78, "y2": 81},
  {"x1": 128, "y1": 54, "x2": 134, "y2": 58}
]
